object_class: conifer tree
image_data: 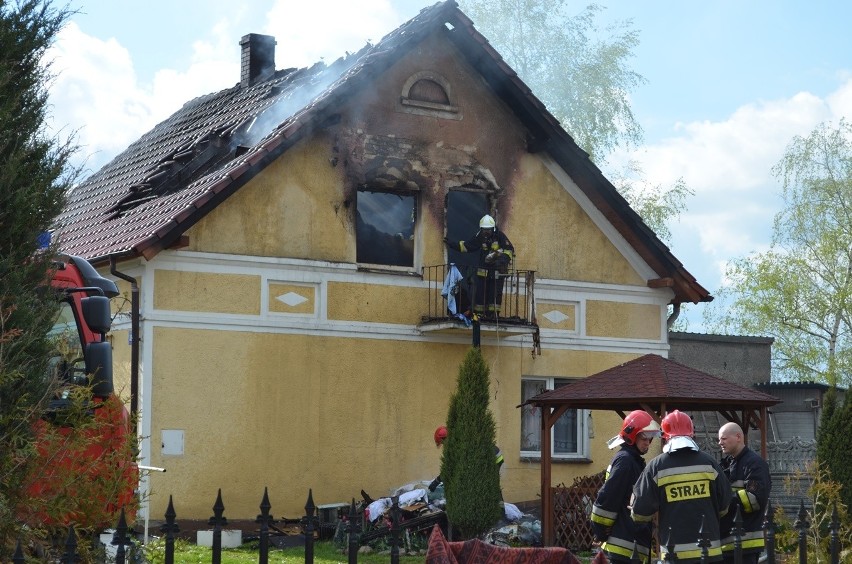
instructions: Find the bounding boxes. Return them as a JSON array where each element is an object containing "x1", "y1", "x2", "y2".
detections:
[
  {"x1": 440, "y1": 347, "x2": 503, "y2": 538},
  {"x1": 816, "y1": 387, "x2": 852, "y2": 510},
  {"x1": 0, "y1": 0, "x2": 77, "y2": 553}
]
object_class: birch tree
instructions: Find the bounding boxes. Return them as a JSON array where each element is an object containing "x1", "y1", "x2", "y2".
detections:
[
  {"x1": 707, "y1": 120, "x2": 852, "y2": 387},
  {"x1": 459, "y1": 0, "x2": 644, "y2": 164}
]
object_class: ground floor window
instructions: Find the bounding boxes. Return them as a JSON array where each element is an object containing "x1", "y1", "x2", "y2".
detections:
[{"x1": 520, "y1": 378, "x2": 588, "y2": 459}]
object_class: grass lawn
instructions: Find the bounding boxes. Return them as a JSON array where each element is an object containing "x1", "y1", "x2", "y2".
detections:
[{"x1": 143, "y1": 539, "x2": 427, "y2": 563}]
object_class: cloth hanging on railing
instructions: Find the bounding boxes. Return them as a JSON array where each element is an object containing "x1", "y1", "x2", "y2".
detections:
[{"x1": 441, "y1": 263, "x2": 471, "y2": 326}]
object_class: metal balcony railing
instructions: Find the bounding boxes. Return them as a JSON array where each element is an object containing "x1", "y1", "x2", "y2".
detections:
[{"x1": 420, "y1": 263, "x2": 537, "y2": 328}]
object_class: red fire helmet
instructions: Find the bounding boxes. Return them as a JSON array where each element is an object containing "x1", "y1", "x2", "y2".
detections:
[
  {"x1": 620, "y1": 410, "x2": 661, "y2": 445},
  {"x1": 434, "y1": 425, "x2": 448, "y2": 446},
  {"x1": 661, "y1": 410, "x2": 694, "y2": 440}
]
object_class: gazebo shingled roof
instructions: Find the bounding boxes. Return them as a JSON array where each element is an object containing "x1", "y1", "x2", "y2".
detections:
[
  {"x1": 527, "y1": 353, "x2": 781, "y2": 411},
  {"x1": 522, "y1": 353, "x2": 781, "y2": 546}
]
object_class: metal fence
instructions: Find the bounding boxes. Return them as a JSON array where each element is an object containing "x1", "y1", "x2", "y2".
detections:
[
  {"x1": 552, "y1": 477, "x2": 845, "y2": 564},
  {"x1": 14, "y1": 488, "x2": 439, "y2": 564},
  {"x1": 14, "y1": 488, "x2": 845, "y2": 563}
]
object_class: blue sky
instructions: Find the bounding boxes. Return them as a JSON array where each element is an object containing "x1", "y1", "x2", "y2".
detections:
[{"x1": 47, "y1": 0, "x2": 852, "y2": 331}]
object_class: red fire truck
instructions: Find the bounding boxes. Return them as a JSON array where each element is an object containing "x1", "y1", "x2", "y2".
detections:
[{"x1": 22, "y1": 254, "x2": 137, "y2": 529}]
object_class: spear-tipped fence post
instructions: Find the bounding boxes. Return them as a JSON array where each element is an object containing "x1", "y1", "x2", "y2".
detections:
[
  {"x1": 112, "y1": 507, "x2": 131, "y2": 564},
  {"x1": 161, "y1": 495, "x2": 179, "y2": 564},
  {"x1": 390, "y1": 494, "x2": 401, "y2": 564},
  {"x1": 763, "y1": 499, "x2": 776, "y2": 564},
  {"x1": 829, "y1": 500, "x2": 840, "y2": 564},
  {"x1": 697, "y1": 514, "x2": 710, "y2": 563},
  {"x1": 347, "y1": 498, "x2": 360, "y2": 564},
  {"x1": 12, "y1": 540, "x2": 25, "y2": 564},
  {"x1": 61, "y1": 525, "x2": 78, "y2": 564},
  {"x1": 731, "y1": 502, "x2": 743, "y2": 564},
  {"x1": 304, "y1": 489, "x2": 316, "y2": 564},
  {"x1": 629, "y1": 541, "x2": 641, "y2": 563},
  {"x1": 663, "y1": 526, "x2": 677, "y2": 562},
  {"x1": 794, "y1": 500, "x2": 809, "y2": 564},
  {"x1": 256, "y1": 487, "x2": 275, "y2": 564},
  {"x1": 209, "y1": 489, "x2": 228, "y2": 564}
]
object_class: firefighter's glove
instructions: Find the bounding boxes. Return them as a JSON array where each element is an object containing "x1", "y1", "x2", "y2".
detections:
[
  {"x1": 593, "y1": 527, "x2": 611, "y2": 542},
  {"x1": 428, "y1": 478, "x2": 441, "y2": 492}
]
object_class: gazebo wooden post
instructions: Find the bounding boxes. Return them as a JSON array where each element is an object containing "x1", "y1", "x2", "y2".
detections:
[
  {"x1": 760, "y1": 406, "x2": 768, "y2": 459},
  {"x1": 541, "y1": 405, "x2": 553, "y2": 546}
]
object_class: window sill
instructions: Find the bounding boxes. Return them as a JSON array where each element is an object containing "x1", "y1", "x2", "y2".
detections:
[
  {"x1": 356, "y1": 265, "x2": 421, "y2": 277},
  {"x1": 519, "y1": 456, "x2": 592, "y2": 464}
]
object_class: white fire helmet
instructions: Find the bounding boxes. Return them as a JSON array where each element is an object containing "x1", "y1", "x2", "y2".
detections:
[{"x1": 479, "y1": 215, "x2": 496, "y2": 229}]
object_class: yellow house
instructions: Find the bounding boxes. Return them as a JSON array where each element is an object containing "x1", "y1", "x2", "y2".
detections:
[{"x1": 55, "y1": 1, "x2": 711, "y2": 524}]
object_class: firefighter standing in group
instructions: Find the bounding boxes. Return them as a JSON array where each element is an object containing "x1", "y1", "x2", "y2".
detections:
[
  {"x1": 631, "y1": 410, "x2": 733, "y2": 563},
  {"x1": 718, "y1": 421, "x2": 771, "y2": 564},
  {"x1": 444, "y1": 214, "x2": 514, "y2": 319},
  {"x1": 590, "y1": 410, "x2": 661, "y2": 563},
  {"x1": 428, "y1": 425, "x2": 504, "y2": 492}
]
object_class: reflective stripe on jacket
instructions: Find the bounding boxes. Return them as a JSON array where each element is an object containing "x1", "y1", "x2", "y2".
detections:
[
  {"x1": 590, "y1": 445, "x2": 652, "y2": 562},
  {"x1": 631, "y1": 448, "x2": 732, "y2": 563},
  {"x1": 720, "y1": 446, "x2": 771, "y2": 555}
]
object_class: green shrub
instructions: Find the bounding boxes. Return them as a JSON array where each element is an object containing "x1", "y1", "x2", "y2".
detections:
[{"x1": 774, "y1": 461, "x2": 852, "y2": 562}]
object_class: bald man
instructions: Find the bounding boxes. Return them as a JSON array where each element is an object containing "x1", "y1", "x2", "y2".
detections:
[{"x1": 718, "y1": 422, "x2": 771, "y2": 564}]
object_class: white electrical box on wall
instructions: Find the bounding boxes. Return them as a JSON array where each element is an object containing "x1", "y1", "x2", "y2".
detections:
[{"x1": 162, "y1": 429, "x2": 184, "y2": 455}]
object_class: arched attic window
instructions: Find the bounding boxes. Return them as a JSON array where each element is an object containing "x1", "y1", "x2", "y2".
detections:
[{"x1": 400, "y1": 71, "x2": 461, "y2": 120}]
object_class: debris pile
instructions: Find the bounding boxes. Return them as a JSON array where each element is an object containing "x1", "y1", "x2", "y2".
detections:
[{"x1": 339, "y1": 480, "x2": 544, "y2": 552}]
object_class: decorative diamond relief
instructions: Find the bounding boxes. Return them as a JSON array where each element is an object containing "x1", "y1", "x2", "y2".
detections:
[
  {"x1": 276, "y1": 292, "x2": 308, "y2": 307},
  {"x1": 543, "y1": 310, "x2": 570, "y2": 324}
]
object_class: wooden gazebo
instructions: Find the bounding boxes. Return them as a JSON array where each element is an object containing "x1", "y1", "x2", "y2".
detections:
[{"x1": 522, "y1": 353, "x2": 781, "y2": 546}]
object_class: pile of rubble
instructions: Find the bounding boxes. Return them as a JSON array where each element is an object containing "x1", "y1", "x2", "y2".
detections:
[{"x1": 346, "y1": 480, "x2": 544, "y2": 552}]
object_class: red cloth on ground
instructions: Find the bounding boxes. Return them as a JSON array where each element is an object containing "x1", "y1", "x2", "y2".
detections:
[{"x1": 425, "y1": 524, "x2": 582, "y2": 564}]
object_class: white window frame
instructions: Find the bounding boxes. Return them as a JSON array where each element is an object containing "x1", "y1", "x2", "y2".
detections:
[{"x1": 520, "y1": 377, "x2": 589, "y2": 460}]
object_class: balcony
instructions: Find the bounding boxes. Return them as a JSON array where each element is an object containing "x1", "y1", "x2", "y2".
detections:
[{"x1": 419, "y1": 264, "x2": 539, "y2": 347}]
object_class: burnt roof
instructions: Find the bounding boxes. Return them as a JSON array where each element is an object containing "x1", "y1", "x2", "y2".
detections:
[
  {"x1": 525, "y1": 354, "x2": 781, "y2": 411},
  {"x1": 55, "y1": 0, "x2": 710, "y2": 304}
]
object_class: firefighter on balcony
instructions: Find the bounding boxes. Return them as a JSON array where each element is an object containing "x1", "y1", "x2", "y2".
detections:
[
  {"x1": 590, "y1": 410, "x2": 660, "y2": 563},
  {"x1": 444, "y1": 214, "x2": 514, "y2": 320}
]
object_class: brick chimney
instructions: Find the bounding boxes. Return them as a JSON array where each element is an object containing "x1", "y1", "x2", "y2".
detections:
[{"x1": 240, "y1": 33, "x2": 276, "y2": 88}]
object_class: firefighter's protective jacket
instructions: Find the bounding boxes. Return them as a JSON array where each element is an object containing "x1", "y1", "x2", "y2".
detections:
[
  {"x1": 719, "y1": 445, "x2": 771, "y2": 557},
  {"x1": 590, "y1": 444, "x2": 652, "y2": 562},
  {"x1": 631, "y1": 448, "x2": 732, "y2": 562},
  {"x1": 455, "y1": 228, "x2": 514, "y2": 273}
]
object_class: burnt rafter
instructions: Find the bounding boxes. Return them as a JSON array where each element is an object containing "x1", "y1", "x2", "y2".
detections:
[{"x1": 108, "y1": 131, "x2": 234, "y2": 219}]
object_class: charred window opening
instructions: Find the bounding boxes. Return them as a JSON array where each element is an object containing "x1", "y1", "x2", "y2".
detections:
[
  {"x1": 356, "y1": 190, "x2": 416, "y2": 268},
  {"x1": 400, "y1": 71, "x2": 460, "y2": 120},
  {"x1": 521, "y1": 378, "x2": 588, "y2": 459},
  {"x1": 446, "y1": 189, "x2": 490, "y2": 271}
]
